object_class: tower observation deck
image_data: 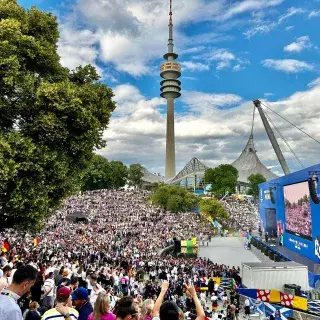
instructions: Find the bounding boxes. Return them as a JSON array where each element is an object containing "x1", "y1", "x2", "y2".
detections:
[{"x1": 160, "y1": 0, "x2": 181, "y2": 179}]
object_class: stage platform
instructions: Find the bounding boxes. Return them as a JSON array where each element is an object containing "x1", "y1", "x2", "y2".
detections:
[{"x1": 253, "y1": 236, "x2": 320, "y2": 288}]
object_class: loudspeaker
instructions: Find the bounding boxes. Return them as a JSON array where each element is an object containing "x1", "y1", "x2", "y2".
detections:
[
  {"x1": 269, "y1": 187, "x2": 275, "y2": 204},
  {"x1": 283, "y1": 287, "x2": 295, "y2": 296},
  {"x1": 308, "y1": 177, "x2": 320, "y2": 204},
  {"x1": 284, "y1": 284, "x2": 301, "y2": 297}
]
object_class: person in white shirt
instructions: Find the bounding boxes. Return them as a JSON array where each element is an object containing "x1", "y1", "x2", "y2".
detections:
[
  {"x1": 0, "y1": 265, "x2": 12, "y2": 291},
  {"x1": 200, "y1": 291, "x2": 207, "y2": 307},
  {"x1": 89, "y1": 274, "x2": 105, "y2": 306},
  {"x1": 0, "y1": 265, "x2": 38, "y2": 320},
  {"x1": 43, "y1": 272, "x2": 55, "y2": 308}
]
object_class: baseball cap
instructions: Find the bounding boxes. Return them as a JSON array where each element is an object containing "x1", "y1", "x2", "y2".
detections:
[
  {"x1": 71, "y1": 287, "x2": 89, "y2": 301},
  {"x1": 57, "y1": 287, "x2": 71, "y2": 300}
]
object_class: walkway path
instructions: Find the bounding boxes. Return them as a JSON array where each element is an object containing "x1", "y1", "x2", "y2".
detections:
[{"x1": 199, "y1": 237, "x2": 261, "y2": 268}]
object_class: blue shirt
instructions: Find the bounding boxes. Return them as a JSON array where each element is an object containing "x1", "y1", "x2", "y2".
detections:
[{"x1": 78, "y1": 301, "x2": 93, "y2": 320}]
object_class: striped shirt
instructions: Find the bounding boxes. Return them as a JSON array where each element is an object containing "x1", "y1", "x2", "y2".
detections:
[{"x1": 41, "y1": 307, "x2": 79, "y2": 320}]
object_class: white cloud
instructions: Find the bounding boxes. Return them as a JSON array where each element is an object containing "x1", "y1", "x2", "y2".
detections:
[
  {"x1": 264, "y1": 93, "x2": 274, "y2": 97},
  {"x1": 244, "y1": 7, "x2": 305, "y2": 38},
  {"x1": 181, "y1": 61, "x2": 209, "y2": 72},
  {"x1": 309, "y1": 10, "x2": 320, "y2": 18},
  {"x1": 308, "y1": 78, "x2": 320, "y2": 88},
  {"x1": 278, "y1": 7, "x2": 305, "y2": 23},
  {"x1": 218, "y1": 0, "x2": 284, "y2": 21},
  {"x1": 58, "y1": 25, "x2": 101, "y2": 73},
  {"x1": 181, "y1": 47, "x2": 206, "y2": 55},
  {"x1": 217, "y1": 61, "x2": 231, "y2": 71},
  {"x1": 284, "y1": 36, "x2": 312, "y2": 53},
  {"x1": 285, "y1": 26, "x2": 294, "y2": 31},
  {"x1": 99, "y1": 84, "x2": 320, "y2": 175},
  {"x1": 182, "y1": 91, "x2": 243, "y2": 113},
  {"x1": 261, "y1": 59, "x2": 314, "y2": 73},
  {"x1": 208, "y1": 49, "x2": 236, "y2": 61}
]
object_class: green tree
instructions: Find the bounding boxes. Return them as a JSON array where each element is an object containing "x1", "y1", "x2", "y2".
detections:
[
  {"x1": 0, "y1": 1, "x2": 115, "y2": 230},
  {"x1": 109, "y1": 161, "x2": 128, "y2": 189},
  {"x1": 82, "y1": 155, "x2": 128, "y2": 191},
  {"x1": 248, "y1": 173, "x2": 266, "y2": 198},
  {"x1": 151, "y1": 185, "x2": 198, "y2": 213},
  {"x1": 199, "y1": 198, "x2": 229, "y2": 224},
  {"x1": 128, "y1": 164, "x2": 144, "y2": 189},
  {"x1": 204, "y1": 164, "x2": 238, "y2": 198}
]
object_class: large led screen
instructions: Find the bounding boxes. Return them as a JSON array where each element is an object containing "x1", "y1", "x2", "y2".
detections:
[{"x1": 284, "y1": 181, "x2": 312, "y2": 240}]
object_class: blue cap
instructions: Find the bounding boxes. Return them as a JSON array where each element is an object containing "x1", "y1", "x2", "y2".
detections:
[{"x1": 71, "y1": 287, "x2": 89, "y2": 300}]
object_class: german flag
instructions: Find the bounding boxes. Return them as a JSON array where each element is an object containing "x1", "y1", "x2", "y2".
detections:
[
  {"x1": 33, "y1": 237, "x2": 40, "y2": 247},
  {"x1": 1, "y1": 239, "x2": 10, "y2": 253}
]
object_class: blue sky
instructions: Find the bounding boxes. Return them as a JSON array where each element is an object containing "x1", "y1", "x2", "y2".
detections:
[{"x1": 18, "y1": 0, "x2": 320, "y2": 176}]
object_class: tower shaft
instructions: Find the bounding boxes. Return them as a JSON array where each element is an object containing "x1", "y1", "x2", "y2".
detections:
[
  {"x1": 160, "y1": 0, "x2": 181, "y2": 179},
  {"x1": 166, "y1": 98, "x2": 176, "y2": 178}
]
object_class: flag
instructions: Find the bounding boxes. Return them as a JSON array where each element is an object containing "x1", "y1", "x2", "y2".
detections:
[
  {"x1": 257, "y1": 289, "x2": 271, "y2": 302},
  {"x1": 191, "y1": 237, "x2": 197, "y2": 245},
  {"x1": 33, "y1": 237, "x2": 40, "y2": 247},
  {"x1": 269, "y1": 290, "x2": 281, "y2": 303},
  {"x1": 1, "y1": 239, "x2": 10, "y2": 253},
  {"x1": 292, "y1": 296, "x2": 308, "y2": 311},
  {"x1": 211, "y1": 277, "x2": 221, "y2": 287},
  {"x1": 280, "y1": 292, "x2": 294, "y2": 307}
]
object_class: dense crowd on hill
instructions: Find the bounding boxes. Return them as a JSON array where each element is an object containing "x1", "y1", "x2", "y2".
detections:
[
  {"x1": 0, "y1": 190, "x2": 244, "y2": 320},
  {"x1": 220, "y1": 197, "x2": 259, "y2": 232}
]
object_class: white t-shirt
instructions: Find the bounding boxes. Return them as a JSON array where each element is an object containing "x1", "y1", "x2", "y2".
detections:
[
  {"x1": 113, "y1": 275, "x2": 119, "y2": 286},
  {"x1": 43, "y1": 278, "x2": 55, "y2": 297},
  {"x1": 90, "y1": 283, "x2": 105, "y2": 306}
]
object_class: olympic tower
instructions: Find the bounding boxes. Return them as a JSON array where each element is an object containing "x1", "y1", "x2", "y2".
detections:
[{"x1": 160, "y1": 0, "x2": 181, "y2": 179}]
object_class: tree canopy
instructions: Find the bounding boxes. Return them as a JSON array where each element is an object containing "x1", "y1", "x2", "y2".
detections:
[
  {"x1": 199, "y1": 198, "x2": 229, "y2": 224},
  {"x1": 0, "y1": 0, "x2": 116, "y2": 230},
  {"x1": 151, "y1": 185, "x2": 198, "y2": 213},
  {"x1": 82, "y1": 155, "x2": 128, "y2": 191},
  {"x1": 204, "y1": 164, "x2": 238, "y2": 198},
  {"x1": 247, "y1": 173, "x2": 266, "y2": 198},
  {"x1": 128, "y1": 164, "x2": 144, "y2": 189}
]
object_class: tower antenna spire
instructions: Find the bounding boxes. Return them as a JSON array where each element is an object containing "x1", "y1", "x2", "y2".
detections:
[{"x1": 169, "y1": 0, "x2": 173, "y2": 26}]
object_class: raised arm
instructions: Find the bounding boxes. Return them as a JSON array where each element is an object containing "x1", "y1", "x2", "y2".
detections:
[
  {"x1": 184, "y1": 284, "x2": 205, "y2": 320},
  {"x1": 152, "y1": 280, "x2": 169, "y2": 318}
]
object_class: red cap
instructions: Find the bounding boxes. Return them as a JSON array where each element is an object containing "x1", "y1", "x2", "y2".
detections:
[{"x1": 57, "y1": 287, "x2": 71, "y2": 300}]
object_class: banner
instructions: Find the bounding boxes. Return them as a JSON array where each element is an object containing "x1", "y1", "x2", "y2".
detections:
[
  {"x1": 180, "y1": 247, "x2": 198, "y2": 254},
  {"x1": 181, "y1": 240, "x2": 198, "y2": 247}
]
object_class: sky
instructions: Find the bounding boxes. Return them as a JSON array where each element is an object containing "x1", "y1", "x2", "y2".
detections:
[{"x1": 18, "y1": 0, "x2": 320, "y2": 176}]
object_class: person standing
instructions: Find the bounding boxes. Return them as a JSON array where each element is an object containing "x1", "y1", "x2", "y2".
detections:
[
  {"x1": 42, "y1": 287, "x2": 78, "y2": 320},
  {"x1": 89, "y1": 274, "x2": 105, "y2": 306},
  {"x1": 0, "y1": 265, "x2": 12, "y2": 291},
  {"x1": 0, "y1": 265, "x2": 38, "y2": 320},
  {"x1": 43, "y1": 272, "x2": 55, "y2": 309},
  {"x1": 244, "y1": 298, "x2": 251, "y2": 318},
  {"x1": 72, "y1": 287, "x2": 93, "y2": 320}
]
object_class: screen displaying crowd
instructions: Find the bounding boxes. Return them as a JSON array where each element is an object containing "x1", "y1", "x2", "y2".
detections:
[
  {"x1": 0, "y1": 190, "x2": 243, "y2": 320},
  {"x1": 284, "y1": 182, "x2": 312, "y2": 238}
]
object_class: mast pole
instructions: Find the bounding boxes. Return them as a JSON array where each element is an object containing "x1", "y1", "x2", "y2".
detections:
[{"x1": 253, "y1": 99, "x2": 290, "y2": 175}]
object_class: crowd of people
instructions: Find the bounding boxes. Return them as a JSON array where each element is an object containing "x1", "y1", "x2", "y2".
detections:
[
  {"x1": 220, "y1": 197, "x2": 259, "y2": 232},
  {"x1": 284, "y1": 201, "x2": 312, "y2": 237},
  {"x1": 0, "y1": 190, "x2": 243, "y2": 320}
]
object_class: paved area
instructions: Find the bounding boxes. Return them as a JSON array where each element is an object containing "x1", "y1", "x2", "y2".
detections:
[{"x1": 199, "y1": 237, "x2": 261, "y2": 268}]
